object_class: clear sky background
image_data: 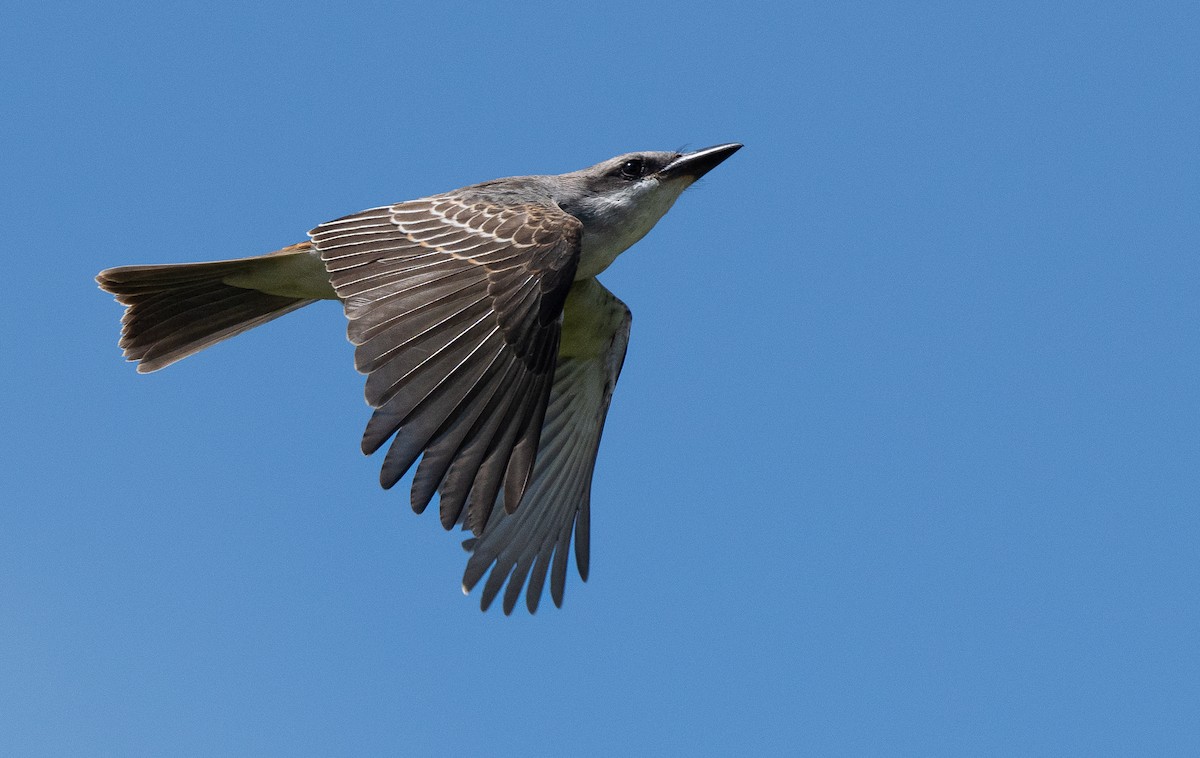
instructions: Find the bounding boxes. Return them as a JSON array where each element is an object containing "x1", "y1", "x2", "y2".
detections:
[{"x1": 3, "y1": 2, "x2": 1198, "y2": 755}]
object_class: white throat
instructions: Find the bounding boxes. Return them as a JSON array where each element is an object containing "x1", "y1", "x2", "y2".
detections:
[{"x1": 573, "y1": 178, "x2": 691, "y2": 280}]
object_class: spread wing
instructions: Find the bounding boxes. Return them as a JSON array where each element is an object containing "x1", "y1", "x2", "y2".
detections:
[
  {"x1": 461, "y1": 279, "x2": 633, "y2": 613},
  {"x1": 309, "y1": 194, "x2": 581, "y2": 533}
]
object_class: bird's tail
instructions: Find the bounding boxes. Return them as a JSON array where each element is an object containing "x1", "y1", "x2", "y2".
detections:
[{"x1": 96, "y1": 242, "x2": 330, "y2": 373}]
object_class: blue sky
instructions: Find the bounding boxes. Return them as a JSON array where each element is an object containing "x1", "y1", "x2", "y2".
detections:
[{"x1": 3, "y1": 2, "x2": 1198, "y2": 755}]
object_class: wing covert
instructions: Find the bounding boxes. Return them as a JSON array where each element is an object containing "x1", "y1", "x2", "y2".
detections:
[{"x1": 309, "y1": 194, "x2": 581, "y2": 532}]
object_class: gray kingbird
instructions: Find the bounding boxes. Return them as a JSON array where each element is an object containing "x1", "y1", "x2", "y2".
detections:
[{"x1": 98, "y1": 143, "x2": 742, "y2": 613}]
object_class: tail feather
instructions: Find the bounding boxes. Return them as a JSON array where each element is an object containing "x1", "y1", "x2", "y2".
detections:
[{"x1": 98, "y1": 257, "x2": 317, "y2": 373}]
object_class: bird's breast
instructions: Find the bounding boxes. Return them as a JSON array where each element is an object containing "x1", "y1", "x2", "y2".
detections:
[{"x1": 575, "y1": 233, "x2": 630, "y2": 280}]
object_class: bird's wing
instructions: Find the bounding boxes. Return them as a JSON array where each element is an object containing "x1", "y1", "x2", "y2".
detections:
[
  {"x1": 309, "y1": 194, "x2": 581, "y2": 533},
  {"x1": 461, "y1": 279, "x2": 633, "y2": 613}
]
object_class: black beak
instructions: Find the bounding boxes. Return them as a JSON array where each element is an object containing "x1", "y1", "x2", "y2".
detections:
[{"x1": 659, "y1": 143, "x2": 743, "y2": 181}]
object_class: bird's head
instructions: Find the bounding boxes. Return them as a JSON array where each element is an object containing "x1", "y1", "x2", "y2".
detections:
[{"x1": 555, "y1": 143, "x2": 742, "y2": 276}]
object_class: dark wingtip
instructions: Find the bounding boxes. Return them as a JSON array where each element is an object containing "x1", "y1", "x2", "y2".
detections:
[{"x1": 379, "y1": 469, "x2": 399, "y2": 490}]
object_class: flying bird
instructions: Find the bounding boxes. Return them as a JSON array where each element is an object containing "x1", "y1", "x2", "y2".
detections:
[{"x1": 97, "y1": 143, "x2": 742, "y2": 613}]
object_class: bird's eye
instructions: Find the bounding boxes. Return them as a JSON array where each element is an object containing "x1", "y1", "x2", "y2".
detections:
[{"x1": 619, "y1": 158, "x2": 646, "y2": 180}]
